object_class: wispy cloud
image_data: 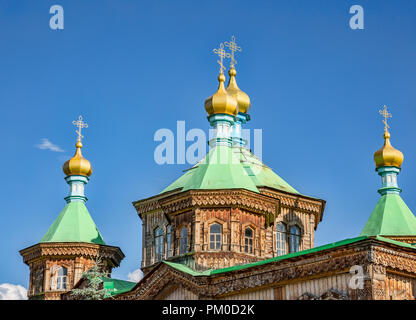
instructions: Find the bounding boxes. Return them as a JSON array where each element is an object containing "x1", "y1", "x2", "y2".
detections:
[
  {"x1": 127, "y1": 268, "x2": 143, "y2": 283},
  {"x1": 0, "y1": 283, "x2": 27, "y2": 300},
  {"x1": 35, "y1": 138, "x2": 64, "y2": 152}
]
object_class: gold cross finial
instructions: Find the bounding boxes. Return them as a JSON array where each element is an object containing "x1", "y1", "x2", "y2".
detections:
[
  {"x1": 213, "y1": 43, "x2": 230, "y2": 74},
  {"x1": 379, "y1": 105, "x2": 392, "y2": 132},
  {"x1": 224, "y1": 35, "x2": 242, "y2": 67},
  {"x1": 72, "y1": 115, "x2": 88, "y2": 142}
]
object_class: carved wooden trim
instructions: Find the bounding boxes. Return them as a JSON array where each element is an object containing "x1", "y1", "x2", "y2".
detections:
[
  {"x1": 20, "y1": 242, "x2": 124, "y2": 267},
  {"x1": 115, "y1": 238, "x2": 416, "y2": 300}
]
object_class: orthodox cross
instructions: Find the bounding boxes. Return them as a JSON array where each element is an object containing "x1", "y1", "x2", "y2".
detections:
[
  {"x1": 72, "y1": 115, "x2": 88, "y2": 141},
  {"x1": 379, "y1": 105, "x2": 392, "y2": 132},
  {"x1": 213, "y1": 43, "x2": 230, "y2": 74},
  {"x1": 224, "y1": 35, "x2": 241, "y2": 67}
]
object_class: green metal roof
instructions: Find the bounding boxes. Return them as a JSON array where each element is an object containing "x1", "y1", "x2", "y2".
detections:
[
  {"x1": 360, "y1": 193, "x2": 416, "y2": 237},
  {"x1": 163, "y1": 235, "x2": 416, "y2": 277},
  {"x1": 101, "y1": 277, "x2": 136, "y2": 297},
  {"x1": 161, "y1": 145, "x2": 299, "y2": 195},
  {"x1": 40, "y1": 201, "x2": 106, "y2": 245}
]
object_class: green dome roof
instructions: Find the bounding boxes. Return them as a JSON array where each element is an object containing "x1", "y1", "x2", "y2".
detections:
[
  {"x1": 361, "y1": 193, "x2": 416, "y2": 237},
  {"x1": 40, "y1": 201, "x2": 105, "y2": 245},
  {"x1": 161, "y1": 145, "x2": 299, "y2": 195}
]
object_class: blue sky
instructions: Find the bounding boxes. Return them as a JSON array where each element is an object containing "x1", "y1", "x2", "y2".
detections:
[{"x1": 1, "y1": 0, "x2": 416, "y2": 290}]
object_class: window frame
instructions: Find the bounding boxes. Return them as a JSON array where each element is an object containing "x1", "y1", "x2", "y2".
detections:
[
  {"x1": 50, "y1": 266, "x2": 67, "y2": 291},
  {"x1": 276, "y1": 222, "x2": 287, "y2": 256},
  {"x1": 166, "y1": 225, "x2": 172, "y2": 258},
  {"x1": 179, "y1": 227, "x2": 188, "y2": 255},
  {"x1": 289, "y1": 225, "x2": 301, "y2": 253},
  {"x1": 154, "y1": 227, "x2": 164, "y2": 262},
  {"x1": 209, "y1": 223, "x2": 222, "y2": 251},
  {"x1": 244, "y1": 227, "x2": 254, "y2": 254}
]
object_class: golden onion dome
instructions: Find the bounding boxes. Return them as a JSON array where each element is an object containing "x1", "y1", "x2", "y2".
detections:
[
  {"x1": 374, "y1": 130, "x2": 404, "y2": 168},
  {"x1": 226, "y1": 66, "x2": 251, "y2": 114},
  {"x1": 63, "y1": 140, "x2": 93, "y2": 177},
  {"x1": 204, "y1": 73, "x2": 238, "y2": 116}
]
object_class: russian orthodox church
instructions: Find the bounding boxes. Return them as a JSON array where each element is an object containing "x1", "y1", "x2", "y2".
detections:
[{"x1": 21, "y1": 37, "x2": 416, "y2": 300}]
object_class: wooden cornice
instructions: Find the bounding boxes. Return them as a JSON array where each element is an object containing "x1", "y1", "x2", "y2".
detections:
[
  {"x1": 19, "y1": 242, "x2": 125, "y2": 267},
  {"x1": 258, "y1": 187, "x2": 325, "y2": 229},
  {"x1": 133, "y1": 189, "x2": 280, "y2": 218}
]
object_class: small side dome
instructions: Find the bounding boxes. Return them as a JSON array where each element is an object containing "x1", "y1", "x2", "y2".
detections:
[
  {"x1": 226, "y1": 66, "x2": 251, "y2": 114},
  {"x1": 374, "y1": 131, "x2": 404, "y2": 168},
  {"x1": 204, "y1": 73, "x2": 238, "y2": 116},
  {"x1": 63, "y1": 140, "x2": 93, "y2": 177}
]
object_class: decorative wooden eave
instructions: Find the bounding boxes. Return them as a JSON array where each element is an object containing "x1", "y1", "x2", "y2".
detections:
[
  {"x1": 132, "y1": 186, "x2": 325, "y2": 229},
  {"x1": 258, "y1": 186, "x2": 326, "y2": 230},
  {"x1": 19, "y1": 242, "x2": 125, "y2": 267},
  {"x1": 133, "y1": 189, "x2": 280, "y2": 223}
]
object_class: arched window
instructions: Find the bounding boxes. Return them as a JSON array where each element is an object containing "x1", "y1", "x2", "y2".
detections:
[
  {"x1": 179, "y1": 227, "x2": 188, "y2": 255},
  {"x1": 276, "y1": 222, "x2": 287, "y2": 256},
  {"x1": 209, "y1": 223, "x2": 222, "y2": 250},
  {"x1": 289, "y1": 225, "x2": 301, "y2": 253},
  {"x1": 166, "y1": 225, "x2": 172, "y2": 258},
  {"x1": 50, "y1": 266, "x2": 67, "y2": 290},
  {"x1": 154, "y1": 227, "x2": 164, "y2": 262},
  {"x1": 244, "y1": 227, "x2": 254, "y2": 254}
]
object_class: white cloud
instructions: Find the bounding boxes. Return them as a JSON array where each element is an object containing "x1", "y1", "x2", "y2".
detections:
[
  {"x1": 127, "y1": 268, "x2": 143, "y2": 283},
  {"x1": 35, "y1": 138, "x2": 64, "y2": 152},
  {"x1": 0, "y1": 283, "x2": 28, "y2": 300}
]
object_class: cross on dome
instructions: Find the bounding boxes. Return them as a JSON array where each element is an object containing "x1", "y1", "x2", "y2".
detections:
[
  {"x1": 213, "y1": 43, "x2": 230, "y2": 74},
  {"x1": 224, "y1": 35, "x2": 241, "y2": 67},
  {"x1": 72, "y1": 116, "x2": 88, "y2": 142},
  {"x1": 379, "y1": 105, "x2": 392, "y2": 132}
]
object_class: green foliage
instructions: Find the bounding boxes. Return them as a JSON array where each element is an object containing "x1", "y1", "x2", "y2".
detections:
[{"x1": 70, "y1": 257, "x2": 110, "y2": 300}]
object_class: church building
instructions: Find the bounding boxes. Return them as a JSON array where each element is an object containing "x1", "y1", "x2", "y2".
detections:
[
  {"x1": 20, "y1": 37, "x2": 416, "y2": 300},
  {"x1": 115, "y1": 38, "x2": 416, "y2": 300}
]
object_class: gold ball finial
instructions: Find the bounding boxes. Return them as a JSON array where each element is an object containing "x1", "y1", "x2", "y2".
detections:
[
  {"x1": 373, "y1": 106, "x2": 404, "y2": 168},
  {"x1": 218, "y1": 73, "x2": 226, "y2": 82},
  {"x1": 228, "y1": 67, "x2": 236, "y2": 77}
]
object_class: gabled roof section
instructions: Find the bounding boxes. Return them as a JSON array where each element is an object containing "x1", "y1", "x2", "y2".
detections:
[
  {"x1": 361, "y1": 193, "x2": 416, "y2": 237},
  {"x1": 161, "y1": 145, "x2": 299, "y2": 195},
  {"x1": 40, "y1": 201, "x2": 106, "y2": 245}
]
